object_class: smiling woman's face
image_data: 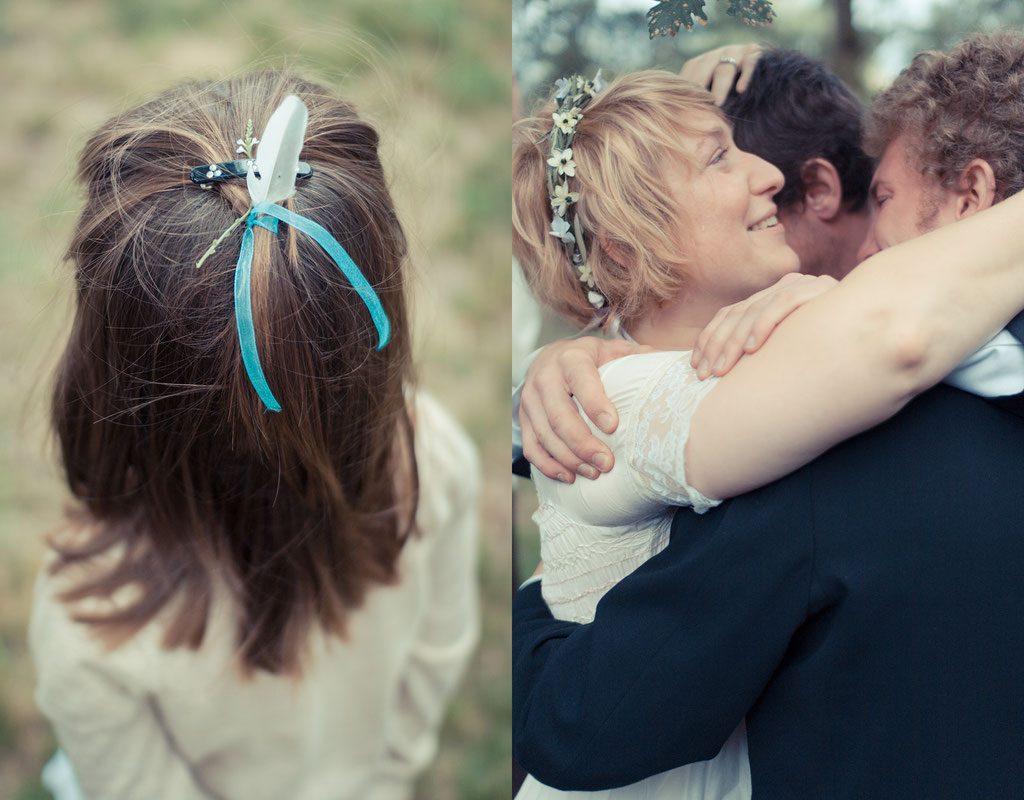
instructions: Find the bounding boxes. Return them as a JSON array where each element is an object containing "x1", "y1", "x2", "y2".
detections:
[{"x1": 667, "y1": 113, "x2": 801, "y2": 307}]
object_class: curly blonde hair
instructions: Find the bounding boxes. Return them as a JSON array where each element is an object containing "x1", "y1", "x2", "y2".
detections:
[
  {"x1": 866, "y1": 32, "x2": 1024, "y2": 201},
  {"x1": 513, "y1": 71, "x2": 721, "y2": 329}
]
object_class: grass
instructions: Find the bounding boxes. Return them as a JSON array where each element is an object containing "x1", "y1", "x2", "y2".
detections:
[{"x1": 0, "y1": 0, "x2": 511, "y2": 797}]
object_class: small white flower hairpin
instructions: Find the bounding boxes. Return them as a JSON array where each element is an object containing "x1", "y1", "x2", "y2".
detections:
[
  {"x1": 554, "y1": 77, "x2": 573, "y2": 102},
  {"x1": 551, "y1": 182, "x2": 578, "y2": 216},
  {"x1": 552, "y1": 111, "x2": 577, "y2": 135},
  {"x1": 548, "y1": 147, "x2": 576, "y2": 177},
  {"x1": 583, "y1": 70, "x2": 606, "y2": 97},
  {"x1": 549, "y1": 216, "x2": 575, "y2": 244},
  {"x1": 236, "y1": 136, "x2": 260, "y2": 156}
]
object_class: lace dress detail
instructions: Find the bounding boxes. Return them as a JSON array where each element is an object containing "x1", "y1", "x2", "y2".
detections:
[
  {"x1": 630, "y1": 356, "x2": 721, "y2": 513},
  {"x1": 532, "y1": 351, "x2": 721, "y2": 624},
  {"x1": 522, "y1": 351, "x2": 750, "y2": 800}
]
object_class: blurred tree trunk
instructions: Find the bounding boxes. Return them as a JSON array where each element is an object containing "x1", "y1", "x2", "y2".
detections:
[{"x1": 831, "y1": 0, "x2": 864, "y2": 96}]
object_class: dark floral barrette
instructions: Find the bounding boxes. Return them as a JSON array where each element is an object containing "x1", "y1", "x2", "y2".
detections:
[
  {"x1": 190, "y1": 159, "x2": 313, "y2": 187},
  {"x1": 191, "y1": 120, "x2": 312, "y2": 188}
]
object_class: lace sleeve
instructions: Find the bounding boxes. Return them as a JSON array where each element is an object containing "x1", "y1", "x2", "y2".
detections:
[{"x1": 627, "y1": 355, "x2": 722, "y2": 513}]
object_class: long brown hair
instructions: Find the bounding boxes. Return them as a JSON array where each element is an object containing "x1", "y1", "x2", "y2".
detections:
[{"x1": 51, "y1": 71, "x2": 417, "y2": 675}]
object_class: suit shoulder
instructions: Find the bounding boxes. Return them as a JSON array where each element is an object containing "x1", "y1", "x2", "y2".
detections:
[{"x1": 794, "y1": 385, "x2": 1024, "y2": 514}]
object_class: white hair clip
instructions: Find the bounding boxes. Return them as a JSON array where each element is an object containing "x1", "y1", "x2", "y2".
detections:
[{"x1": 192, "y1": 95, "x2": 390, "y2": 413}]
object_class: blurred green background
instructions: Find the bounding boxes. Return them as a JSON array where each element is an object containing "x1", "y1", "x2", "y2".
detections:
[
  {"x1": 0, "y1": 1, "x2": 510, "y2": 798},
  {"x1": 514, "y1": 0, "x2": 1024, "y2": 106}
]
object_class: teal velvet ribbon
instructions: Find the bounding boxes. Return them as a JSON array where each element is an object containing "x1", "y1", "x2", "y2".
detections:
[{"x1": 234, "y1": 200, "x2": 391, "y2": 412}]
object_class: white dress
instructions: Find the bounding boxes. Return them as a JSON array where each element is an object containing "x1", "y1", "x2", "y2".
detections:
[
  {"x1": 30, "y1": 392, "x2": 479, "y2": 800},
  {"x1": 516, "y1": 351, "x2": 751, "y2": 800}
]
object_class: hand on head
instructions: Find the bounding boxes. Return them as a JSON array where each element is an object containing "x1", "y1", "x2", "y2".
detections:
[{"x1": 680, "y1": 43, "x2": 763, "y2": 105}]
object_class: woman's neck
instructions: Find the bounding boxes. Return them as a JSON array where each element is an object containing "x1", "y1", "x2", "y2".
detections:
[{"x1": 625, "y1": 290, "x2": 721, "y2": 351}]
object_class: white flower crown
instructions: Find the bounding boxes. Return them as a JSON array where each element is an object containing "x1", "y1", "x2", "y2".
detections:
[{"x1": 540, "y1": 70, "x2": 607, "y2": 311}]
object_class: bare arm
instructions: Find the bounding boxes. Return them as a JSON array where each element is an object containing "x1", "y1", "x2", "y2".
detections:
[
  {"x1": 518, "y1": 275, "x2": 837, "y2": 477},
  {"x1": 685, "y1": 193, "x2": 1024, "y2": 498}
]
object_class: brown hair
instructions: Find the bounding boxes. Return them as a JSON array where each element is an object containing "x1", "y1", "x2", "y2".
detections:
[
  {"x1": 513, "y1": 71, "x2": 722, "y2": 328},
  {"x1": 51, "y1": 71, "x2": 417, "y2": 675},
  {"x1": 866, "y1": 32, "x2": 1024, "y2": 201}
]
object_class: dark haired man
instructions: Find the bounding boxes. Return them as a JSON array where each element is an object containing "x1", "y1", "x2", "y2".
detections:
[
  {"x1": 514, "y1": 33, "x2": 1024, "y2": 798},
  {"x1": 717, "y1": 47, "x2": 873, "y2": 280}
]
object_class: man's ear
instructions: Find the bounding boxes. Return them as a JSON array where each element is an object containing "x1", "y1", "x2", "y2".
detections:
[
  {"x1": 799, "y1": 158, "x2": 844, "y2": 221},
  {"x1": 954, "y1": 158, "x2": 997, "y2": 219}
]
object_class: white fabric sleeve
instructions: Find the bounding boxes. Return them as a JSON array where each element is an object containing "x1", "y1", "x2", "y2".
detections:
[
  {"x1": 626, "y1": 354, "x2": 723, "y2": 514},
  {"x1": 381, "y1": 393, "x2": 481, "y2": 780},
  {"x1": 944, "y1": 329, "x2": 1024, "y2": 397},
  {"x1": 29, "y1": 573, "x2": 216, "y2": 800}
]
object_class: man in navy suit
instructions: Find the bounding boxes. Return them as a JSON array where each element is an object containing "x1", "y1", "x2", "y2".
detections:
[{"x1": 514, "y1": 33, "x2": 1024, "y2": 797}]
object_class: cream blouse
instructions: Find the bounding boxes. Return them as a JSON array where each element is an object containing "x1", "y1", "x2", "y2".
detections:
[{"x1": 30, "y1": 392, "x2": 480, "y2": 800}]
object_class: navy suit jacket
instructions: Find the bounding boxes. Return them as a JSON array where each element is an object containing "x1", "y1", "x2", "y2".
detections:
[
  {"x1": 992, "y1": 310, "x2": 1024, "y2": 416},
  {"x1": 513, "y1": 385, "x2": 1024, "y2": 798}
]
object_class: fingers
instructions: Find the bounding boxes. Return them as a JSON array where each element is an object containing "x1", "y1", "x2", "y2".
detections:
[
  {"x1": 679, "y1": 53, "x2": 710, "y2": 86},
  {"x1": 520, "y1": 405, "x2": 580, "y2": 483},
  {"x1": 734, "y1": 46, "x2": 763, "y2": 94},
  {"x1": 679, "y1": 43, "x2": 764, "y2": 106},
  {"x1": 691, "y1": 280, "x2": 787, "y2": 376},
  {"x1": 740, "y1": 278, "x2": 815, "y2": 355},
  {"x1": 691, "y1": 301, "x2": 752, "y2": 378},
  {"x1": 566, "y1": 361, "x2": 618, "y2": 438},
  {"x1": 519, "y1": 337, "x2": 623, "y2": 481},
  {"x1": 708, "y1": 63, "x2": 738, "y2": 106},
  {"x1": 690, "y1": 274, "x2": 837, "y2": 379},
  {"x1": 520, "y1": 382, "x2": 588, "y2": 482},
  {"x1": 548, "y1": 348, "x2": 617, "y2": 472},
  {"x1": 594, "y1": 336, "x2": 651, "y2": 368},
  {"x1": 586, "y1": 338, "x2": 648, "y2": 434}
]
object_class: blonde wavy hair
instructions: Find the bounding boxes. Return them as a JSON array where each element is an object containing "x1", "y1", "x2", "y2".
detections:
[
  {"x1": 513, "y1": 70, "x2": 722, "y2": 328},
  {"x1": 866, "y1": 32, "x2": 1024, "y2": 202}
]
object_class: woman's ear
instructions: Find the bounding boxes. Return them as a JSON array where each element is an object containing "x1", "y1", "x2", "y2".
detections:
[
  {"x1": 799, "y1": 158, "x2": 843, "y2": 221},
  {"x1": 954, "y1": 159, "x2": 997, "y2": 220},
  {"x1": 598, "y1": 234, "x2": 626, "y2": 267}
]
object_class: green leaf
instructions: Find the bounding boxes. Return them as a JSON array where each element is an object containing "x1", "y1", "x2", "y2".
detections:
[
  {"x1": 725, "y1": 0, "x2": 775, "y2": 26},
  {"x1": 646, "y1": 0, "x2": 708, "y2": 38},
  {"x1": 647, "y1": 0, "x2": 775, "y2": 37}
]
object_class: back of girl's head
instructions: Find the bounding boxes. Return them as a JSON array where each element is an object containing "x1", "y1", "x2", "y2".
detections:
[
  {"x1": 513, "y1": 70, "x2": 721, "y2": 329},
  {"x1": 52, "y1": 70, "x2": 415, "y2": 675}
]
